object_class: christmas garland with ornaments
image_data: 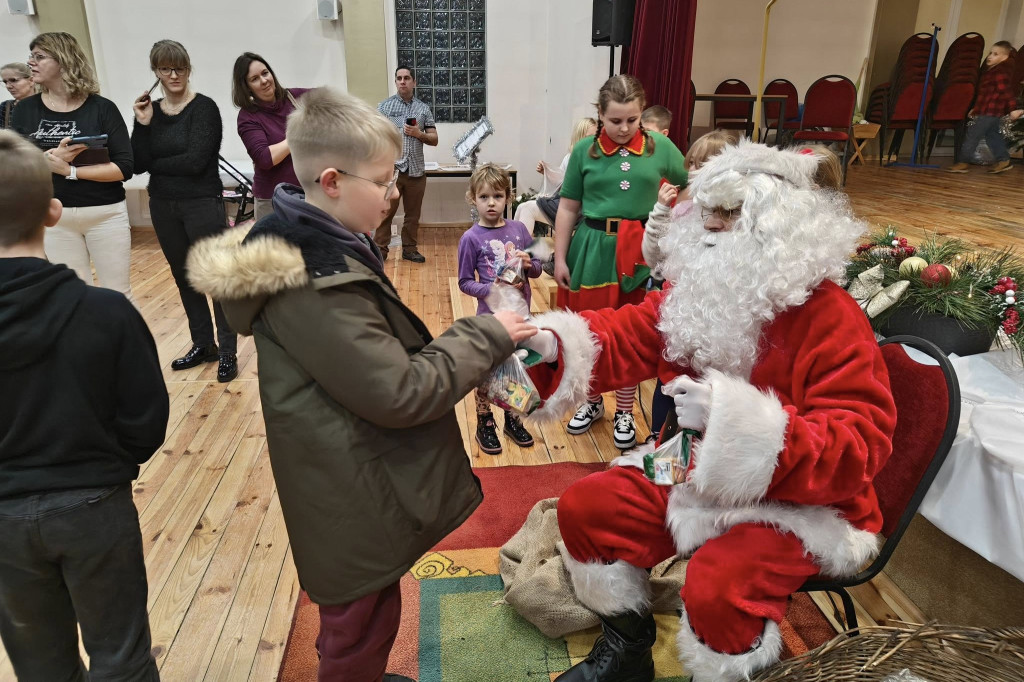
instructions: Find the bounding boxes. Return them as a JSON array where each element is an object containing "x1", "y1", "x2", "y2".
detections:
[{"x1": 846, "y1": 228, "x2": 1023, "y2": 361}]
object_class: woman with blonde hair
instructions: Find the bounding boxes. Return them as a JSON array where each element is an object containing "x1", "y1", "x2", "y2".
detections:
[
  {"x1": 132, "y1": 39, "x2": 238, "y2": 381},
  {"x1": 1, "y1": 62, "x2": 33, "y2": 128},
  {"x1": 12, "y1": 32, "x2": 135, "y2": 301},
  {"x1": 514, "y1": 117, "x2": 599, "y2": 235}
]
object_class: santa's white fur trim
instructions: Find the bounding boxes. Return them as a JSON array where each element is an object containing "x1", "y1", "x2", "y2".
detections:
[
  {"x1": 677, "y1": 606, "x2": 782, "y2": 682},
  {"x1": 666, "y1": 485, "x2": 879, "y2": 578},
  {"x1": 557, "y1": 542, "x2": 651, "y2": 616},
  {"x1": 527, "y1": 310, "x2": 600, "y2": 423},
  {"x1": 690, "y1": 370, "x2": 788, "y2": 506}
]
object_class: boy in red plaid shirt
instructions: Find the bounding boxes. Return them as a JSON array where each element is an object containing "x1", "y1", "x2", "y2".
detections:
[{"x1": 949, "y1": 41, "x2": 1024, "y2": 174}]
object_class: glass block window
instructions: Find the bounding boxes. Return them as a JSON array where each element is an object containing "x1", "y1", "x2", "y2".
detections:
[{"x1": 395, "y1": 0, "x2": 485, "y2": 123}]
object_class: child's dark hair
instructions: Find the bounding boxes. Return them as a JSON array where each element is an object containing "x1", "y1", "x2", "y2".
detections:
[
  {"x1": 589, "y1": 74, "x2": 654, "y2": 158},
  {"x1": 993, "y1": 40, "x2": 1014, "y2": 52},
  {"x1": 641, "y1": 105, "x2": 672, "y2": 133},
  {"x1": 466, "y1": 163, "x2": 512, "y2": 204}
]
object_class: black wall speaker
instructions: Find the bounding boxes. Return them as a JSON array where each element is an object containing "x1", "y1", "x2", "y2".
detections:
[{"x1": 592, "y1": 0, "x2": 636, "y2": 47}]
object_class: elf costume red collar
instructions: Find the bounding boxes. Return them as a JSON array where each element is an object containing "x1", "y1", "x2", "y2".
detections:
[{"x1": 597, "y1": 128, "x2": 647, "y2": 156}]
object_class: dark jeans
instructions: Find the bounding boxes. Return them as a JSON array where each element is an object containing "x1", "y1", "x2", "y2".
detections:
[
  {"x1": 149, "y1": 196, "x2": 237, "y2": 354},
  {"x1": 0, "y1": 485, "x2": 158, "y2": 681},
  {"x1": 963, "y1": 115, "x2": 1009, "y2": 163},
  {"x1": 651, "y1": 378, "x2": 673, "y2": 438},
  {"x1": 316, "y1": 582, "x2": 402, "y2": 682}
]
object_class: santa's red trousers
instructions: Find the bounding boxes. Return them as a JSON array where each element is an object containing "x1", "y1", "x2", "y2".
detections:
[{"x1": 558, "y1": 467, "x2": 820, "y2": 655}]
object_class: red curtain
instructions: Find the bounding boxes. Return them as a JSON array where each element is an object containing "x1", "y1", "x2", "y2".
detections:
[{"x1": 620, "y1": 0, "x2": 698, "y2": 152}]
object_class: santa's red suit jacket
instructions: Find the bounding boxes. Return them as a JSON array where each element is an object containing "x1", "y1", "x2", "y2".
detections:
[{"x1": 528, "y1": 280, "x2": 897, "y2": 577}]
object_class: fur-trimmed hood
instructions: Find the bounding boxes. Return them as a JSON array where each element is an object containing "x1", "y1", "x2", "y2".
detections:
[{"x1": 187, "y1": 185, "x2": 393, "y2": 334}]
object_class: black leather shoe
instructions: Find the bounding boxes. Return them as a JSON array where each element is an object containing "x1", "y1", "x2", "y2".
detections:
[
  {"x1": 402, "y1": 250, "x2": 426, "y2": 263},
  {"x1": 171, "y1": 344, "x2": 219, "y2": 371},
  {"x1": 554, "y1": 611, "x2": 656, "y2": 682},
  {"x1": 503, "y1": 411, "x2": 535, "y2": 447},
  {"x1": 475, "y1": 414, "x2": 502, "y2": 455},
  {"x1": 217, "y1": 354, "x2": 238, "y2": 383}
]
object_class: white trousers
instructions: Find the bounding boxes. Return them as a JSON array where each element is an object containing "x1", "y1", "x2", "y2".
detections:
[{"x1": 44, "y1": 201, "x2": 135, "y2": 304}]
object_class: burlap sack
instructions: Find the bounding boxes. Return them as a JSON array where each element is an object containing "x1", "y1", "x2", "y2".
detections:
[{"x1": 499, "y1": 497, "x2": 687, "y2": 638}]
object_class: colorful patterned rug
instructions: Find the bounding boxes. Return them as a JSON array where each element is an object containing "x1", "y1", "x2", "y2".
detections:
[{"x1": 278, "y1": 463, "x2": 838, "y2": 681}]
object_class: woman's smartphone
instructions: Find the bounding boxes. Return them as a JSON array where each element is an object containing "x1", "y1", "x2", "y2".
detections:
[
  {"x1": 69, "y1": 134, "x2": 108, "y2": 148},
  {"x1": 139, "y1": 79, "x2": 161, "y2": 103}
]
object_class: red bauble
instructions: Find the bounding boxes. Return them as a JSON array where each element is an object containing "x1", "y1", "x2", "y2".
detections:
[{"x1": 920, "y1": 264, "x2": 952, "y2": 287}]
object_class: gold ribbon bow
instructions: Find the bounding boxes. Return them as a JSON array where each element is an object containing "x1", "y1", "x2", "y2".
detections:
[{"x1": 848, "y1": 264, "x2": 909, "y2": 318}]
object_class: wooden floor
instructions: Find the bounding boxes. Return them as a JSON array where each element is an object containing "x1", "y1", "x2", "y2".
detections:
[{"x1": 0, "y1": 163, "x2": 1019, "y2": 680}]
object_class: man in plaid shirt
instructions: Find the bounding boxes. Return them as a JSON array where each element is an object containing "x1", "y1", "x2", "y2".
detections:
[
  {"x1": 948, "y1": 41, "x2": 1024, "y2": 174},
  {"x1": 373, "y1": 66, "x2": 438, "y2": 263}
]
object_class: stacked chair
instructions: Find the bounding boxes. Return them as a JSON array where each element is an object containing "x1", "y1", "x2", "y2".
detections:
[
  {"x1": 792, "y1": 75, "x2": 858, "y2": 183},
  {"x1": 924, "y1": 32, "x2": 985, "y2": 163},
  {"x1": 866, "y1": 33, "x2": 938, "y2": 164},
  {"x1": 761, "y1": 78, "x2": 801, "y2": 145},
  {"x1": 712, "y1": 78, "x2": 755, "y2": 137}
]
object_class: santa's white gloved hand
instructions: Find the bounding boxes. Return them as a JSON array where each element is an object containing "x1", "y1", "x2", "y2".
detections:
[
  {"x1": 515, "y1": 328, "x2": 558, "y2": 363},
  {"x1": 663, "y1": 375, "x2": 711, "y2": 431}
]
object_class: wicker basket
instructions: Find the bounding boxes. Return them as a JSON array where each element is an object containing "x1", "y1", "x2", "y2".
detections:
[{"x1": 752, "y1": 622, "x2": 1024, "y2": 682}]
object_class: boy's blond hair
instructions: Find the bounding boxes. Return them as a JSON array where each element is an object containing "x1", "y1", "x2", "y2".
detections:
[
  {"x1": 641, "y1": 105, "x2": 672, "y2": 133},
  {"x1": 286, "y1": 87, "x2": 402, "y2": 190},
  {"x1": 686, "y1": 129, "x2": 737, "y2": 171},
  {"x1": 0, "y1": 130, "x2": 52, "y2": 247},
  {"x1": 799, "y1": 144, "x2": 843, "y2": 190},
  {"x1": 465, "y1": 163, "x2": 512, "y2": 204}
]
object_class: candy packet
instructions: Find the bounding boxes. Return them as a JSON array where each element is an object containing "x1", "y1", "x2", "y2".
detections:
[
  {"x1": 643, "y1": 428, "x2": 700, "y2": 486},
  {"x1": 483, "y1": 352, "x2": 541, "y2": 415}
]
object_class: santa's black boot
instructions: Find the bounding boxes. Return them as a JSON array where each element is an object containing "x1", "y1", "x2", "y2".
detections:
[{"x1": 554, "y1": 611, "x2": 656, "y2": 682}]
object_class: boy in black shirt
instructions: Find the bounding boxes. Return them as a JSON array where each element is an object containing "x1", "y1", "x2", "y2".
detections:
[{"x1": 0, "y1": 130, "x2": 168, "y2": 681}]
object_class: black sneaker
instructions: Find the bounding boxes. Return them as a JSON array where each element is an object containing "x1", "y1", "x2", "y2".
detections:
[
  {"x1": 475, "y1": 414, "x2": 502, "y2": 455},
  {"x1": 217, "y1": 354, "x2": 238, "y2": 383},
  {"x1": 402, "y1": 250, "x2": 426, "y2": 263},
  {"x1": 613, "y1": 410, "x2": 637, "y2": 450},
  {"x1": 171, "y1": 344, "x2": 218, "y2": 371},
  {"x1": 503, "y1": 411, "x2": 534, "y2": 447}
]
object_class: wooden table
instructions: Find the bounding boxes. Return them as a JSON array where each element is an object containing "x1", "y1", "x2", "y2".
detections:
[
  {"x1": 693, "y1": 93, "x2": 789, "y2": 143},
  {"x1": 850, "y1": 123, "x2": 880, "y2": 165},
  {"x1": 426, "y1": 164, "x2": 518, "y2": 218}
]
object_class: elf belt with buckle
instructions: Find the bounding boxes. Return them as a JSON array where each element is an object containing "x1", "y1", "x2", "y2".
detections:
[{"x1": 584, "y1": 217, "x2": 648, "y2": 235}]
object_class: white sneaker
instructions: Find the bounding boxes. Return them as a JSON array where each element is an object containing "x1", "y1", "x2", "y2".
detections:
[
  {"x1": 567, "y1": 401, "x2": 605, "y2": 435},
  {"x1": 613, "y1": 411, "x2": 637, "y2": 450}
]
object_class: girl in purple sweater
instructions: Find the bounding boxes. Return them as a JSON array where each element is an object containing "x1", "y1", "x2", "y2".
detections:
[
  {"x1": 231, "y1": 52, "x2": 308, "y2": 219},
  {"x1": 457, "y1": 164, "x2": 542, "y2": 455}
]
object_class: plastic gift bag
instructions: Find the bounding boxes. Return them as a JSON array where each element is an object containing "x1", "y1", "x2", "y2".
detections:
[
  {"x1": 643, "y1": 428, "x2": 700, "y2": 485},
  {"x1": 880, "y1": 670, "x2": 932, "y2": 682},
  {"x1": 483, "y1": 352, "x2": 541, "y2": 415}
]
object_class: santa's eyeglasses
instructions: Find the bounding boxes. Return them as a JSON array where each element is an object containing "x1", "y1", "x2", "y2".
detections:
[{"x1": 700, "y1": 206, "x2": 743, "y2": 222}]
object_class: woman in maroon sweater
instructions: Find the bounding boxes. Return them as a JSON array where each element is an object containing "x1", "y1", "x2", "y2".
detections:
[{"x1": 232, "y1": 52, "x2": 308, "y2": 219}]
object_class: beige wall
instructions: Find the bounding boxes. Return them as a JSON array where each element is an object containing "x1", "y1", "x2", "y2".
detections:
[
  {"x1": 690, "y1": 0, "x2": 879, "y2": 132},
  {"x1": 35, "y1": 0, "x2": 96, "y2": 71}
]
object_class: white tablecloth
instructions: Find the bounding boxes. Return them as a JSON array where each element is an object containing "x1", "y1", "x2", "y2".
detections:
[{"x1": 917, "y1": 347, "x2": 1024, "y2": 581}]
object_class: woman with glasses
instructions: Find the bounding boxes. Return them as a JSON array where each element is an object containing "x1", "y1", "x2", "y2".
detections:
[
  {"x1": 232, "y1": 52, "x2": 308, "y2": 219},
  {"x1": 131, "y1": 40, "x2": 238, "y2": 382},
  {"x1": 11, "y1": 32, "x2": 136, "y2": 301},
  {"x1": 1, "y1": 62, "x2": 34, "y2": 128}
]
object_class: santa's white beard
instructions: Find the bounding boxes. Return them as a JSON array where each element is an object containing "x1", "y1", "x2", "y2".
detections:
[{"x1": 655, "y1": 185, "x2": 863, "y2": 378}]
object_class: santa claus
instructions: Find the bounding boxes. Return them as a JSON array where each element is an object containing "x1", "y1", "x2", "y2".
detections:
[{"x1": 521, "y1": 141, "x2": 898, "y2": 682}]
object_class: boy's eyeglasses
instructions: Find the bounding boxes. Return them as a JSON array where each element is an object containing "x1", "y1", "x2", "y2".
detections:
[
  {"x1": 156, "y1": 66, "x2": 189, "y2": 76},
  {"x1": 316, "y1": 167, "x2": 400, "y2": 200},
  {"x1": 700, "y1": 206, "x2": 743, "y2": 223}
]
